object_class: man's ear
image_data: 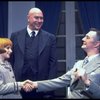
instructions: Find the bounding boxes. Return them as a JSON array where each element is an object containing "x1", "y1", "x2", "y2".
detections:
[{"x1": 94, "y1": 41, "x2": 100, "y2": 48}]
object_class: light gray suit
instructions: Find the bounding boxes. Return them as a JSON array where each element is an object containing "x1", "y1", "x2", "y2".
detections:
[
  {"x1": 0, "y1": 61, "x2": 22, "y2": 99},
  {"x1": 36, "y1": 55, "x2": 100, "y2": 99}
]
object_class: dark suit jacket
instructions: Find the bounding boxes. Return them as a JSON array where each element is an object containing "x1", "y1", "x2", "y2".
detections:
[{"x1": 10, "y1": 28, "x2": 57, "y2": 81}]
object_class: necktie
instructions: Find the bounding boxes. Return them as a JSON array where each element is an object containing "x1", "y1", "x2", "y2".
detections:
[
  {"x1": 82, "y1": 57, "x2": 89, "y2": 67},
  {"x1": 31, "y1": 31, "x2": 35, "y2": 38}
]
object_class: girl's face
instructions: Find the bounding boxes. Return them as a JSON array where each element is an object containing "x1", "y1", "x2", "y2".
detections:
[{"x1": 2, "y1": 45, "x2": 12, "y2": 59}]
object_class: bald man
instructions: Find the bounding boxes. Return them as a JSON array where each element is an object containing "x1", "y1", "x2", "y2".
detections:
[{"x1": 10, "y1": 7, "x2": 57, "y2": 99}]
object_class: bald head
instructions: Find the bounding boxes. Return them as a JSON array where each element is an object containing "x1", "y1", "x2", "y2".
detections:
[
  {"x1": 28, "y1": 7, "x2": 43, "y2": 15},
  {"x1": 27, "y1": 7, "x2": 44, "y2": 30}
]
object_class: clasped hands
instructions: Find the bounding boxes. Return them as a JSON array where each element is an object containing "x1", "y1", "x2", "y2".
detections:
[
  {"x1": 21, "y1": 80, "x2": 37, "y2": 92},
  {"x1": 73, "y1": 68, "x2": 90, "y2": 85}
]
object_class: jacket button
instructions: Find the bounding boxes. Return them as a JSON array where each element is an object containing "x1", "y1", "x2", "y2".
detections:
[
  {"x1": 12, "y1": 76, "x2": 15, "y2": 78},
  {"x1": 9, "y1": 69, "x2": 12, "y2": 71}
]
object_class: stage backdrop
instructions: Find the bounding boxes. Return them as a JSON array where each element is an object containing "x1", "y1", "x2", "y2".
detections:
[
  {"x1": 78, "y1": 1, "x2": 100, "y2": 33},
  {"x1": 1, "y1": 2, "x2": 100, "y2": 37}
]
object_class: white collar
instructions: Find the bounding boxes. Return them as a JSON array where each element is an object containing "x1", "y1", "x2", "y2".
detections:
[
  {"x1": 86, "y1": 54, "x2": 100, "y2": 62},
  {"x1": 27, "y1": 26, "x2": 38, "y2": 37}
]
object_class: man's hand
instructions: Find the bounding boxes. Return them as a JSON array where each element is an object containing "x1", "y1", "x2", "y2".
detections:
[
  {"x1": 21, "y1": 80, "x2": 38, "y2": 92},
  {"x1": 74, "y1": 68, "x2": 91, "y2": 86}
]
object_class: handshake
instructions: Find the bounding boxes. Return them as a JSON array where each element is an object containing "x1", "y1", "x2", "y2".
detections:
[{"x1": 20, "y1": 80, "x2": 38, "y2": 92}]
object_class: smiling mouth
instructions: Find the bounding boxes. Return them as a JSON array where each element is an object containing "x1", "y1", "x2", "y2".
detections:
[{"x1": 82, "y1": 42, "x2": 86, "y2": 45}]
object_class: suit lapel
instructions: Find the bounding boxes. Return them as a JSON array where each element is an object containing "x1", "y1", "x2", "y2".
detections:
[
  {"x1": 17, "y1": 29, "x2": 27, "y2": 55},
  {"x1": 70, "y1": 55, "x2": 100, "y2": 91},
  {"x1": 71, "y1": 56, "x2": 100, "y2": 85},
  {"x1": 84, "y1": 55, "x2": 100, "y2": 74},
  {"x1": 38, "y1": 30, "x2": 49, "y2": 55}
]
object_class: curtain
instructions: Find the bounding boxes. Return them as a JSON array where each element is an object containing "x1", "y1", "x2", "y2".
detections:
[
  {"x1": 0, "y1": 1, "x2": 8, "y2": 37},
  {"x1": 35, "y1": 1, "x2": 61, "y2": 35},
  {"x1": 78, "y1": 1, "x2": 100, "y2": 33}
]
